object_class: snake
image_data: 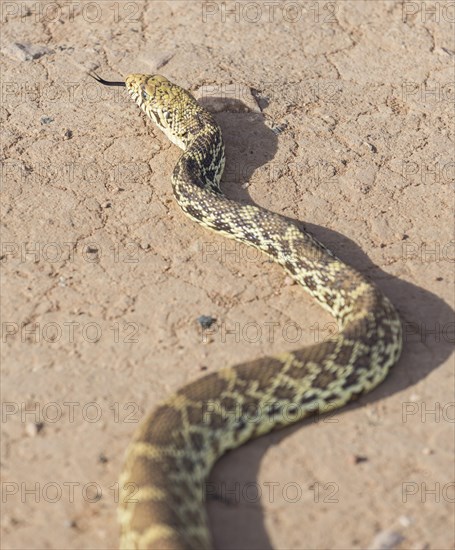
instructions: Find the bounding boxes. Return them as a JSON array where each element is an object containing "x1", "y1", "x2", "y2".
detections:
[{"x1": 90, "y1": 72, "x2": 403, "y2": 550}]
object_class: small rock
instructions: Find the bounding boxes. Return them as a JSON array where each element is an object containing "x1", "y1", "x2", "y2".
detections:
[
  {"x1": 40, "y1": 116, "x2": 54, "y2": 125},
  {"x1": 25, "y1": 422, "x2": 44, "y2": 437},
  {"x1": 56, "y1": 45, "x2": 75, "y2": 54},
  {"x1": 348, "y1": 454, "x2": 368, "y2": 465},
  {"x1": 368, "y1": 530, "x2": 404, "y2": 550},
  {"x1": 267, "y1": 121, "x2": 288, "y2": 135},
  {"x1": 3, "y1": 515, "x2": 20, "y2": 527},
  {"x1": 422, "y1": 447, "x2": 434, "y2": 455},
  {"x1": 364, "y1": 141, "x2": 378, "y2": 154},
  {"x1": 284, "y1": 276, "x2": 296, "y2": 286},
  {"x1": 5, "y1": 42, "x2": 53, "y2": 61},
  {"x1": 98, "y1": 453, "x2": 108, "y2": 464},
  {"x1": 64, "y1": 519, "x2": 78, "y2": 529},
  {"x1": 63, "y1": 129, "x2": 73, "y2": 140},
  {"x1": 398, "y1": 515, "x2": 413, "y2": 527},
  {"x1": 197, "y1": 315, "x2": 216, "y2": 329},
  {"x1": 138, "y1": 50, "x2": 174, "y2": 71}
]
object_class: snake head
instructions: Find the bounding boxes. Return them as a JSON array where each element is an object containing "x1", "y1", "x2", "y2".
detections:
[
  {"x1": 125, "y1": 73, "x2": 199, "y2": 149},
  {"x1": 90, "y1": 72, "x2": 184, "y2": 126},
  {"x1": 90, "y1": 72, "x2": 205, "y2": 150},
  {"x1": 125, "y1": 74, "x2": 168, "y2": 104},
  {"x1": 126, "y1": 74, "x2": 186, "y2": 127}
]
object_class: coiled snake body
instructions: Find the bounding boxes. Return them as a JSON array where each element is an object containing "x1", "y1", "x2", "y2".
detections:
[{"x1": 92, "y1": 73, "x2": 402, "y2": 550}]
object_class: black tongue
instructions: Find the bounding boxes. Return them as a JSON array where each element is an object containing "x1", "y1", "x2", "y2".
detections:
[{"x1": 89, "y1": 72, "x2": 125, "y2": 87}]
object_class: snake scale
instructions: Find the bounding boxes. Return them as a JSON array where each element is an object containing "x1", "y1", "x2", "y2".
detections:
[{"x1": 91, "y1": 72, "x2": 403, "y2": 550}]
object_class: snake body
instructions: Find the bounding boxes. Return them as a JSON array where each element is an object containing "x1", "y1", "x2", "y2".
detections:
[{"x1": 92, "y1": 73, "x2": 402, "y2": 550}]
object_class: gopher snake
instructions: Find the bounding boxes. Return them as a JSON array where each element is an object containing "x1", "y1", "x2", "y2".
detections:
[{"x1": 91, "y1": 73, "x2": 402, "y2": 550}]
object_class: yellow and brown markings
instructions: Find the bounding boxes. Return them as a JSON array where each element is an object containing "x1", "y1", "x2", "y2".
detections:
[{"x1": 90, "y1": 73, "x2": 407, "y2": 549}]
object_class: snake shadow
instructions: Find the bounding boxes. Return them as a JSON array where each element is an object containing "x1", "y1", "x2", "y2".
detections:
[{"x1": 197, "y1": 97, "x2": 454, "y2": 550}]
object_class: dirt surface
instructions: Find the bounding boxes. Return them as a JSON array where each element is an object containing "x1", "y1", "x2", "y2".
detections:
[{"x1": 1, "y1": 1, "x2": 454, "y2": 549}]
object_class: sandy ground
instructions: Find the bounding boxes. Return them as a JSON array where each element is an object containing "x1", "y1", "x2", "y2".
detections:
[{"x1": 1, "y1": 1, "x2": 454, "y2": 549}]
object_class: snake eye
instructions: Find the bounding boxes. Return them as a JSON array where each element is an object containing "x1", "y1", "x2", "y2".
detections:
[{"x1": 142, "y1": 90, "x2": 148, "y2": 100}]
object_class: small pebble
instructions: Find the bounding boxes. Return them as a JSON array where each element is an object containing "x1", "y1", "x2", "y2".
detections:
[
  {"x1": 368, "y1": 530, "x2": 404, "y2": 550},
  {"x1": 138, "y1": 51, "x2": 174, "y2": 71},
  {"x1": 197, "y1": 315, "x2": 216, "y2": 329},
  {"x1": 41, "y1": 116, "x2": 54, "y2": 125},
  {"x1": 398, "y1": 515, "x2": 413, "y2": 527},
  {"x1": 349, "y1": 454, "x2": 368, "y2": 465},
  {"x1": 422, "y1": 447, "x2": 434, "y2": 455},
  {"x1": 63, "y1": 129, "x2": 73, "y2": 140},
  {"x1": 3, "y1": 515, "x2": 20, "y2": 527},
  {"x1": 64, "y1": 519, "x2": 78, "y2": 529},
  {"x1": 98, "y1": 453, "x2": 108, "y2": 464},
  {"x1": 271, "y1": 122, "x2": 288, "y2": 135},
  {"x1": 364, "y1": 141, "x2": 378, "y2": 153},
  {"x1": 25, "y1": 422, "x2": 44, "y2": 437},
  {"x1": 4, "y1": 42, "x2": 53, "y2": 61}
]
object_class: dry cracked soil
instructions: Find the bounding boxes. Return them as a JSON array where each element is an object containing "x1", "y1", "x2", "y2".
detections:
[{"x1": 1, "y1": 1, "x2": 454, "y2": 550}]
